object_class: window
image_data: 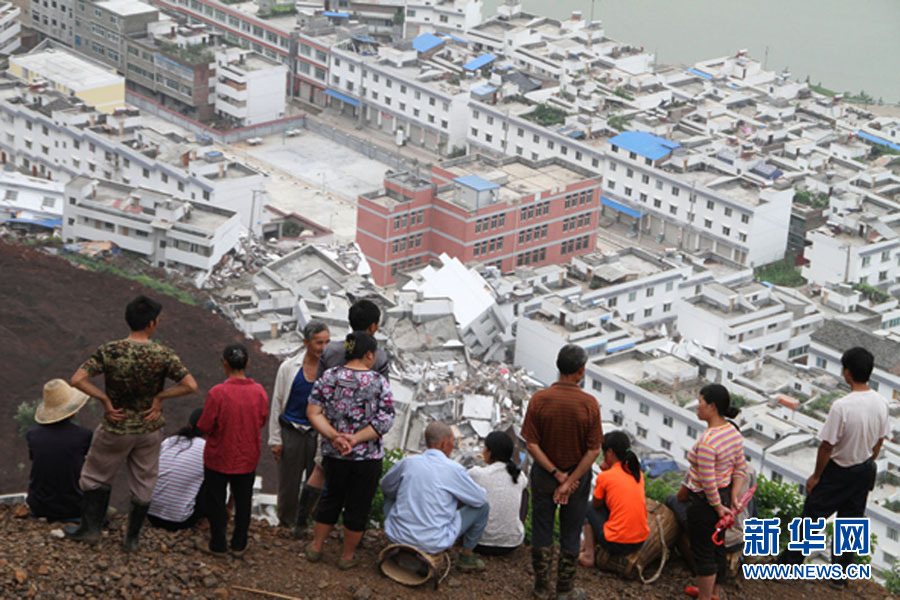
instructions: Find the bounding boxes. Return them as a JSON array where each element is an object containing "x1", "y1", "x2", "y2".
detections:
[
  {"x1": 639, "y1": 403, "x2": 649, "y2": 415},
  {"x1": 663, "y1": 302, "x2": 672, "y2": 312},
  {"x1": 704, "y1": 219, "x2": 712, "y2": 229},
  {"x1": 608, "y1": 296, "x2": 617, "y2": 308},
  {"x1": 706, "y1": 200, "x2": 714, "y2": 210},
  {"x1": 613, "y1": 413, "x2": 624, "y2": 426},
  {"x1": 862, "y1": 256, "x2": 871, "y2": 267},
  {"x1": 646, "y1": 287, "x2": 654, "y2": 298},
  {"x1": 687, "y1": 426, "x2": 697, "y2": 439},
  {"x1": 741, "y1": 213, "x2": 749, "y2": 224},
  {"x1": 637, "y1": 426, "x2": 647, "y2": 439},
  {"x1": 661, "y1": 439, "x2": 672, "y2": 451},
  {"x1": 626, "y1": 168, "x2": 634, "y2": 178},
  {"x1": 888, "y1": 527, "x2": 899, "y2": 542},
  {"x1": 671, "y1": 187, "x2": 679, "y2": 197},
  {"x1": 614, "y1": 390, "x2": 625, "y2": 403},
  {"x1": 722, "y1": 226, "x2": 730, "y2": 236},
  {"x1": 592, "y1": 380, "x2": 602, "y2": 391},
  {"x1": 644, "y1": 307, "x2": 653, "y2": 317},
  {"x1": 669, "y1": 205, "x2": 677, "y2": 215},
  {"x1": 663, "y1": 415, "x2": 673, "y2": 427}
]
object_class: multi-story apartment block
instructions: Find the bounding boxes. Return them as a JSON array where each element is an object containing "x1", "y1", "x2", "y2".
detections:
[
  {"x1": 356, "y1": 154, "x2": 601, "y2": 285},
  {"x1": 215, "y1": 47, "x2": 287, "y2": 127},
  {"x1": 405, "y1": 0, "x2": 482, "y2": 36},
  {"x1": 0, "y1": 83, "x2": 266, "y2": 229},
  {"x1": 0, "y1": 170, "x2": 65, "y2": 224},
  {"x1": 9, "y1": 47, "x2": 126, "y2": 114},
  {"x1": 0, "y1": 1, "x2": 22, "y2": 54},
  {"x1": 63, "y1": 175, "x2": 241, "y2": 278}
]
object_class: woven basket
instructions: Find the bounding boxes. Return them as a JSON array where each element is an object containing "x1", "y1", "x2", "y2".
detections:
[
  {"x1": 594, "y1": 498, "x2": 680, "y2": 583},
  {"x1": 377, "y1": 543, "x2": 452, "y2": 589}
]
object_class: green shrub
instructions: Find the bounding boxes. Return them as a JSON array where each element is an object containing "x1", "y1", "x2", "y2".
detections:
[
  {"x1": 755, "y1": 475, "x2": 804, "y2": 549},
  {"x1": 755, "y1": 259, "x2": 806, "y2": 287},
  {"x1": 885, "y1": 559, "x2": 900, "y2": 594},
  {"x1": 522, "y1": 104, "x2": 567, "y2": 127},
  {"x1": 644, "y1": 470, "x2": 683, "y2": 503},
  {"x1": 15, "y1": 400, "x2": 38, "y2": 436}
]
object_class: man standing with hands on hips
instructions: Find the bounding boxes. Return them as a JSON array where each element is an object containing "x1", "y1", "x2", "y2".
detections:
[{"x1": 521, "y1": 344, "x2": 603, "y2": 600}]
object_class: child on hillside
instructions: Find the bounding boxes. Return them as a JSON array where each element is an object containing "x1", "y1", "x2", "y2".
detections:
[{"x1": 197, "y1": 344, "x2": 268, "y2": 557}]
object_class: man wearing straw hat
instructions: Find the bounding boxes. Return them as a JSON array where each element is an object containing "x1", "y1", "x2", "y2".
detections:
[
  {"x1": 25, "y1": 379, "x2": 93, "y2": 522},
  {"x1": 66, "y1": 295, "x2": 198, "y2": 552}
]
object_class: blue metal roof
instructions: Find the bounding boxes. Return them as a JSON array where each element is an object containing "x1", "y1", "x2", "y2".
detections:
[
  {"x1": 322, "y1": 11, "x2": 349, "y2": 17},
  {"x1": 4, "y1": 218, "x2": 61, "y2": 228},
  {"x1": 607, "y1": 340, "x2": 636, "y2": 354},
  {"x1": 454, "y1": 174, "x2": 499, "y2": 192},
  {"x1": 463, "y1": 53, "x2": 496, "y2": 72},
  {"x1": 352, "y1": 35, "x2": 377, "y2": 44},
  {"x1": 686, "y1": 67, "x2": 712, "y2": 80},
  {"x1": 856, "y1": 131, "x2": 900, "y2": 153},
  {"x1": 601, "y1": 196, "x2": 642, "y2": 219},
  {"x1": 446, "y1": 34, "x2": 468, "y2": 44},
  {"x1": 412, "y1": 32, "x2": 444, "y2": 53},
  {"x1": 324, "y1": 89, "x2": 360, "y2": 107},
  {"x1": 608, "y1": 131, "x2": 680, "y2": 161}
]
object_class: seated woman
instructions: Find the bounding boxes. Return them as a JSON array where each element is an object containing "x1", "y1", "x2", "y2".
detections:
[
  {"x1": 578, "y1": 431, "x2": 649, "y2": 567},
  {"x1": 467, "y1": 431, "x2": 527, "y2": 556},
  {"x1": 148, "y1": 408, "x2": 207, "y2": 531}
]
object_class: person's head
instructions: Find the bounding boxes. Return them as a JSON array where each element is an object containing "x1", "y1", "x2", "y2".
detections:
[
  {"x1": 302, "y1": 320, "x2": 330, "y2": 360},
  {"x1": 425, "y1": 421, "x2": 454, "y2": 457},
  {"x1": 483, "y1": 430, "x2": 520, "y2": 484},
  {"x1": 344, "y1": 331, "x2": 377, "y2": 368},
  {"x1": 174, "y1": 407, "x2": 204, "y2": 450},
  {"x1": 601, "y1": 430, "x2": 640, "y2": 483},
  {"x1": 556, "y1": 344, "x2": 588, "y2": 382},
  {"x1": 698, "y1": 383, "x2": 739, "y2": 421},
  {"x1": 841, "y1": 346, "x2": 874, "y2": 385},
  {"x1": 222, "y1": 343, "x2": 249, "y2": 374},
  {"x1": 125, "y1": 295, "x2": 162, "y2": 333},
  {"x1": 348, "y1": 299, "x2": 381, "y2": 335}
]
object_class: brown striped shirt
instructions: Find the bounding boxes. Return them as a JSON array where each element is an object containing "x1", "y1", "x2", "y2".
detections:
[{"x1": 521, "y1": 382, "x2": 603, "y2": 470}]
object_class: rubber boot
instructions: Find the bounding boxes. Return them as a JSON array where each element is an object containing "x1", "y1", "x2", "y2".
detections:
[
  {"x1": 121, "y1": 499, "x2": 151, "y2": 553},
  {"x1": 291, "y1": 484, "x2": 321, "y2": 540},
  {"x1": 64, "y1": 485, "x2": 110, "y2": 544},
  {"x1": 531, "y1": 546, "x2": 552, "y2": 599},
  {"x1": 555, "y1": 550, "x2": 585, "y2": 600}
]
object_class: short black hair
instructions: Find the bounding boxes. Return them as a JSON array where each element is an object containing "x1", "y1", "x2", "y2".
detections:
[
  {"x1": 699, "y1": 383, "x2": 740, "y2": 419},
  {"x1": 556, "y1": 344, "x2": 588, "y2": 375},
  {"x1": 348, "y1": 299, "x2": 380, "y2": 332},
  {"x1": 223, "y1": 343, "x2": 249, "y2": 371},
  {"x1": 344, "y1": 331, "x2": 377, "y2": 362},
  {"x1": 125, "y1": 295, "x2": 162, "y2": 331},
  {"x1": 841, "y1": 346, "x2": 874, "y2": 383}
]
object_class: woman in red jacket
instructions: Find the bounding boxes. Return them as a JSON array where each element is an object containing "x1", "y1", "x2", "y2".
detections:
[{"x1": 197, "y1": 344, "x2": 269, "y2": 557}]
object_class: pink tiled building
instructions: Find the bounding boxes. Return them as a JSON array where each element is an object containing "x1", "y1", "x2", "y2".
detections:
[{"x1": 357, "y1": 155, "x2": 602, "y2": 286}]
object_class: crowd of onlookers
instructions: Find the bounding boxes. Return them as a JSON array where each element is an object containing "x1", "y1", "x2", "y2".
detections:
[{"x1": 24, "y1": 294, "x2": 890, "y2": 600}]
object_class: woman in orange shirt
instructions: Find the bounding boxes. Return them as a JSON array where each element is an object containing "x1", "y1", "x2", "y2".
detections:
[{"x1": 578, "y1": 431, "x2": 649, "y2": 566}]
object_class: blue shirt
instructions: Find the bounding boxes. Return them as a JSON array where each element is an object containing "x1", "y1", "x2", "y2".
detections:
[
  {"x1": 283, "y1": 366, "x2": 314, "y2": 425},
  {"x1": 381, "y1": 449, "x2": 487, "y2": 554}
]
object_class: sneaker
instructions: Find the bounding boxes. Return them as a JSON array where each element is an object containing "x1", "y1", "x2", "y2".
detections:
[{"x1": 457, "y1": 552, "x2": 486, "y2": 572}]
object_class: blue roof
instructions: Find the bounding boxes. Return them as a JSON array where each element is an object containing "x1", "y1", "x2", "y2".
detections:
[
  {"x1": 4, "y1": 218, "x2": 61, "y2": 228},
  {"x1": 446, "y1": 34, "x2": 468, "y2": 44},
  {"x1": 322, "y1": 11, "x2": 349, "y2": 17},
  {"x1": 412, "y1": 32, "x2": 444, "y2": 53},
  {"x1": 607, "y1": 340, "x2": 636, "y2": 354},
  {"x1": 608, "y1": 131, "x2": 680, "y2": 161},
  {"x1": 454, "y1": 174, "x2": 499, "y2": 192},
  {"x1": 686, "y1": 67, "x2": 712, "y2": 80},
  {"x1": 472, "y1": 83, "x2": 497, "y2": 96},
  {"x1": 601, "y1": 196, "x2": 642, "y2": 219},
  {"x1": 463, "y1": 53, "x2": 496, "y2": 71},
  {"x1": 324, "y1": 89, "x2": 360, "y2": 107},
  {"x1": 352, "y1": 35, "x2": 377, "y2": 44},
  {"x1": 856, "y1": 131, "x2": 900, "y2": 153}
]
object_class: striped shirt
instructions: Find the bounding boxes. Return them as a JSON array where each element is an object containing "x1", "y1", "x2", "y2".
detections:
[
  {"x1": 521, "y1": 382, "x2": 603, "y2": 471},
  {"x1": 149, "y1": 436, "x2": 206, "y2": 523},
  {"x1": 685, "y1": 424, "x2": 747, "y2": 507}
]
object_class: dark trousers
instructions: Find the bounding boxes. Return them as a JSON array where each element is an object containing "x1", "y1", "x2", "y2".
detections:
[
  {"x1": 315, "y1": 456, "x2": 382, "y2": 532},
  {"x1": 585, "y1": 503, "x2": 646, "y2": 555},
  {"x1": 530, "y1": 464, "x2": 591, "y2": 554},
  {"x1": 276, "y1": 419, "x2": 317, "y2": 526},
  {"x1": 475, "y1": 544, "x2": 517, "y2": 556},
  {"x1": 687, "y1": 486, "x2": 731, "y2": 579},
  {"x1": 205, "y1": 468, "x2": 255, "y2": 553},
  {"x1": 778, "y1": 459, "x2": 876, "y2": 567}
]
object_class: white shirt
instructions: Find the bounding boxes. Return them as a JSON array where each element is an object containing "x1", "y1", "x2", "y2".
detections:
[
  {"x1": 467, "y1": 462, "x2": 526, "y2": 548},
  {"x1": 149, "y1": 436, "x2": 206, "y2": 522},
  {"x1": 819, "y1": 390, "x2": 890, "y2": 468}
]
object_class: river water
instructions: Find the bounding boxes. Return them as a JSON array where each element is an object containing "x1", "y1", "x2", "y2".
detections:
[{"x1": 483, "y1": 0, "x2": 900, "y2": 104}]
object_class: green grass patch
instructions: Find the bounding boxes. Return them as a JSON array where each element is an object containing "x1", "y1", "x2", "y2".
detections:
[
  {"x1": 62, "y1": 253, "x2": 200, "y2": 306},
  {"x1": 522, "y1": 104, "x2": 567, "y2": 127},
  {"x1": 755, "y1": 259, "x2": 806, "y2": 288},
  {"x1": 809, "y1": 83, "x2": 837, "y2": 97}
]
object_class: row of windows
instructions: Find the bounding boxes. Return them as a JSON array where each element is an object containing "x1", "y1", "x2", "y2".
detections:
[
  {"x1": 860, "y1": 250, "x2": 897, "y2": 267},
  {"x1": 609, "y1": 144, "x2": 654, "y2": 166},
  {"x1": 561, "y1": 213, "x2": 591, "y2": 232},
  {"x1": 475, "y1": 212, "x2": 505, "y2": 233},
  {"x1": 520, "y1": 201, "x2": 550, "y2": 221},
  {"x1": 564, "y1": 190, "x2": 592, "y2": 209},
  {"x1": 516, "y1": 247, "x2": 547, "y2": 266},
  {"x1": 393, "y1": 209, "x2": 425, "y2": 230},
  {"x1": 390, "y1": 255, "x2": 423, "y2": 275},
  {"x1": 391, "y1": 233, "x2": 422, "y2": 253},
  {"x1": 560, "y1": 235, "x2": 590, "y2": 255},
  {"x1": 605, "y1": 281, "x2": 675, "y2": 308},
  {"x1": 473, "y1": 236, "x2": 503, "y2": 256},
  {"x1": 518, "y1": 224, "x2": 548, "y2": 244}
]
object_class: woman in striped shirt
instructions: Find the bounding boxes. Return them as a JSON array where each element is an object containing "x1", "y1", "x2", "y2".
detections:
[{"x1": 677, "y1": 384, "x2": 747, "y2": 600}]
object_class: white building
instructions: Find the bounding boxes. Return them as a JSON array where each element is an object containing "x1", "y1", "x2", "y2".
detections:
[
  {"x1": 62, "y1": 176, "x2": 241, "y2": 279},
  {"x1": 0, "y1": 171, "x2": 65, "y2": 224},
  {"x1": 0, "y1": 2, "x2": 21, "y2": 55},
  {"x1": 215, "y1": 49, "x2": 288, "y2": 127},
  {"x1": 405, "y1": 0, "x2": 483, "y2": 36}
]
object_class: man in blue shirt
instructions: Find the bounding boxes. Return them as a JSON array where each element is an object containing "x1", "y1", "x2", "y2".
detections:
[{"x1": 381, "y1": 421, "x2": 489, "y2": 571}]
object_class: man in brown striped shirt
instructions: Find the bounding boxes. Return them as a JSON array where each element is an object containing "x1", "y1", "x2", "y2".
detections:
[{"x1": 521, "y1": 344, "x2": 603, "y2": 600}]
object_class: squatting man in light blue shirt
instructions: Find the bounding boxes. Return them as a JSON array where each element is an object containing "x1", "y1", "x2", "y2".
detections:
[{"x1": 380, "y1": 421, "x2": 490, "y2": 571}]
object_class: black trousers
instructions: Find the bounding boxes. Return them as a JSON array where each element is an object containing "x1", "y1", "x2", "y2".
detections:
[
  {"x1": 530, "y1": 464, "x2": 591, "y2": 554},
  {"x1": 315, "y1": 456, "x2": 382, "y2": 532},
  {"x1": 687, "y1": 486, "x2": 732, "y2": 579},
  {"x1": 205, "y1": 468, "x2": 255, "y2": 553},
  {"x1": 778, "y1": 459, "x2": 876, "y2": 567}
]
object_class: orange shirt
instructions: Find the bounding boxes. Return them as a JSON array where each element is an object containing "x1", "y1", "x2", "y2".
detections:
[{"x1": 593, "y1": 462, "x2": 649, "y2": 544}]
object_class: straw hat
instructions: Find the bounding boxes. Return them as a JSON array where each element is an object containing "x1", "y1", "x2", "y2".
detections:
[{"x1": 34, "y1": 379, "x2": 90, "y2": 424}]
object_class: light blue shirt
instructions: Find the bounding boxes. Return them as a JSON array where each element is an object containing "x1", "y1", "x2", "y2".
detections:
[{"x1": 381, "y1": 449, "x2": 487, "y2": 554}]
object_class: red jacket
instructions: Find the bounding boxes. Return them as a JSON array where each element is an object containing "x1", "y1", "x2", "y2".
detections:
[{"x1": 198, "y1": 378, "x2": 269, "y2": 474}]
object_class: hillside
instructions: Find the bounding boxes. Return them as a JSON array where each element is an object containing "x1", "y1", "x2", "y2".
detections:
[
  {"x1": 0, "y1": 240, "x2": 282, "y2": 508},
  {"x1": 0, "y1": 504, "x2": 893, "y2": 599}
]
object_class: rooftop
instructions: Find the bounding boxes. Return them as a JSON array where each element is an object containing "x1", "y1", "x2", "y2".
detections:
[
  {"x1": 11, "y1": 50, "x2": 123, "y2": 92},
  {"x1": 811, "y1": 319, "x2": 900, "y2": 374},
  {"x1": 94, "y1": 0, "x2": 156, "y2": 16},
  {"x1": 609, "y1": 131, "x2": 680, "y2": 161},
  {"x1": 440, "y1": 157, "x2": 590, "y2": 205}
]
